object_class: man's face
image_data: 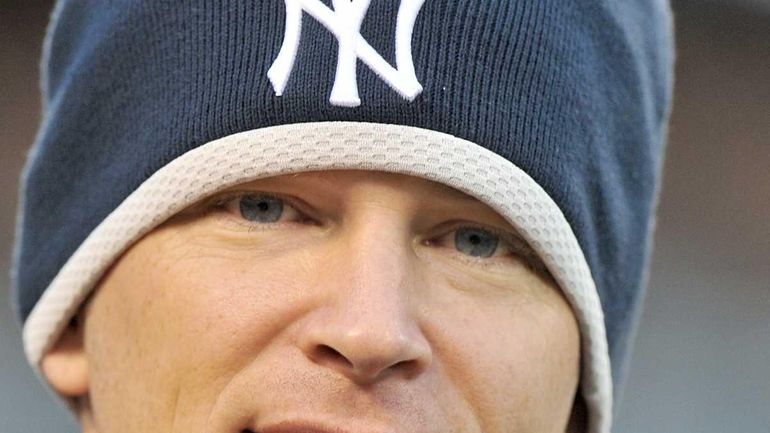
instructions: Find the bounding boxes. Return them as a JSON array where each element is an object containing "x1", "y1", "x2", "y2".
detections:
[{"x1": 48, "y1": 170, "x2": 582, "y2": 433}]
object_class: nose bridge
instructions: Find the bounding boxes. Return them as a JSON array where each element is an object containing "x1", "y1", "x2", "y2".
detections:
[
  {"x1": 298, "y1": 210, "x2": 432, "y2": 384},
  {"x1": 336, "y1": 209, "x2": 421, "y2": 335},
  {"x1": 345, "y1": 211, "x2": 412, "y2": 308}
]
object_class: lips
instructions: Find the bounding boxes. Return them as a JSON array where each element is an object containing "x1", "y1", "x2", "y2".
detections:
[{"x1": 251, "y1": 419, "x2": 393, "y2": 433}]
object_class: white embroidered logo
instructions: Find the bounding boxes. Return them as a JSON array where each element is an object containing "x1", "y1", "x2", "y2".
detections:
[{"x1": 268, "y1": 0, "x2": 426, "y2": 107}]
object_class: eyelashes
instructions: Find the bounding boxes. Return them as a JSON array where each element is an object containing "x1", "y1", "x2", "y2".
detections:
[
  {"x1": 207, "y1": 191, "x2": 315, "y2": 230},
  {"x1": 205, "y1": 191, "x2": 547, "y2": 274}
]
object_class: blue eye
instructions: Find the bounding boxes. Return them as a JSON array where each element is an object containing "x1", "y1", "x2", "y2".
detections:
[
  {"x1": 454, "y1": 227, "x2": 499, "y2": 258},
  {"x1": 238, "y1": 194, "x2": 285, "y2": 223},
  {"x1": 213, "y1": 191, "x2": 310, "y2": 229}
]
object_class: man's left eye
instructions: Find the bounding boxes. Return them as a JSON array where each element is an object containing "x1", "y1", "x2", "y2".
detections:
[
  {"x1": 453, "y1": 227, "x2": 501, "y2": 258},
  {"x1": 427, "y1": 226, "x2": 516, "y2": 260}
]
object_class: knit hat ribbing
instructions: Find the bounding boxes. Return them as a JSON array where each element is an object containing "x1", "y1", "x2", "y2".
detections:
[{"x1": 12, "y1": 1, "x2": 675, "y2": 431}]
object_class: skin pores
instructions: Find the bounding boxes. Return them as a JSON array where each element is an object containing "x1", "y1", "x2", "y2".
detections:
[{"x1": 43, "y1": 170, "x2": 583, "y2": 433}]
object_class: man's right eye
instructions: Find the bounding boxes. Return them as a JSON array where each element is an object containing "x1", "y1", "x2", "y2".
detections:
[
  {"x1": 238, "y1": 194, "x2": 284, "y2": 223},
  {"x1": 217, "y1": 193, "x2": 307, "y2": 226}
]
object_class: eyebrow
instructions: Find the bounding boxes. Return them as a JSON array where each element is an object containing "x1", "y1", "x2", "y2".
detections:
[{"x1": 422, "y1": 181, "x2": 480, "y2": 203}]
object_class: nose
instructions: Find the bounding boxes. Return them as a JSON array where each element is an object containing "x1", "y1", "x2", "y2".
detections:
[{"x1": 297, "y1": 218, "x2": 433, "y2": 385}]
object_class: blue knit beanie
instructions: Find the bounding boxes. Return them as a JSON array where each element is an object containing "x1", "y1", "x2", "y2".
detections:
[{"x1": 11, "y1": 1, "x2": 675, "y2": 431}]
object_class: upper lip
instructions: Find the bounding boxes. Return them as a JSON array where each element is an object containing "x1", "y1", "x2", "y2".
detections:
[{"x1": 256, "y1": 419, "x2": 392, "y2": 433}]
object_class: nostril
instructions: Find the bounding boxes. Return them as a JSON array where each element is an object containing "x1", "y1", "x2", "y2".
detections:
[
  {"x1": 240, "y1": 430, "x2": 255, "y2": 433},
  {"x1": 390, "y1": 359, "x2": 420, "y2": 379},
  {"x1": 314, "y1": 344, "x2": 353, "y2": 368}
]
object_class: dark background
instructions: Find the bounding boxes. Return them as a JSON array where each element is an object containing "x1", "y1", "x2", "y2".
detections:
[{"x1": 1, "y1": 1, "x2": 768, "y2": 431}]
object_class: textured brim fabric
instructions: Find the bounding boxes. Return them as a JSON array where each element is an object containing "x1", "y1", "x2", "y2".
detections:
[{"x1": 22, "y1": 121, "x2": 612, "y2": 433}]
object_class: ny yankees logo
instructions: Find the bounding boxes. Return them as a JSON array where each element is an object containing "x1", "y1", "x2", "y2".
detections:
[{"x1": 268, "y1": 0, "x2": 426, "y2": 107}]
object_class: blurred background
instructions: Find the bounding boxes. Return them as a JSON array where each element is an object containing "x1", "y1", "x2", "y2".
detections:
[{"x1": 1, "y1": 0, "x2": 768, "y2": 431}]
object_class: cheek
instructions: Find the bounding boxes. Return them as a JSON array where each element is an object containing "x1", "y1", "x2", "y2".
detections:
[
  {"x1": 161, "y1": 249, "x2": 317, "y2": 366},
  {"x1": 425, "y1": 275, "x2": 581, "y2": 432},
  {"x1": 84, "y1": 222, "x2": 581, "y2": 433},
  {"x1": 137, "y1": 239, "x2": 321, "y2": 379},
  {"x1": 84, "y1": 228, "x2": 320, "y2": 431}
]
